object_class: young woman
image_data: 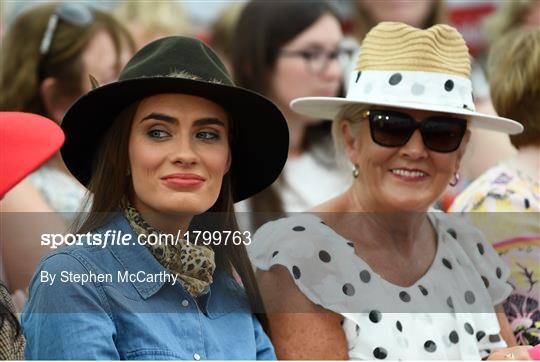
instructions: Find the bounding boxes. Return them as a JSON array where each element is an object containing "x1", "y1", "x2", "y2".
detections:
[
  {"x1": 232, "y1": 0, "x2": 351, "y2": 216},
  {"x1": 22, "y1": 36, "x2": 288, "y2": 359}
]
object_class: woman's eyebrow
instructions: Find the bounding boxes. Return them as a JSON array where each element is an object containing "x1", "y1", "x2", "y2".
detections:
[
  {"x1": 194, "y1": 118, "x2": 226, "y2": 127},
  {"x1": 140, "y1": 112, "x2": 177, "y2": 124}
]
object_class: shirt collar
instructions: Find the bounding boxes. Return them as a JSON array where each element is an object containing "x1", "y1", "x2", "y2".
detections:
[{"x1": 99, "y1": 212, "x2": 168, "y2": 299}]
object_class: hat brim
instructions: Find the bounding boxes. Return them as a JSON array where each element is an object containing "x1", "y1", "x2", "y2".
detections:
[
  {"x1": 291, "y1": 97, "x2": 523, "y2": 135},
  {"x1": 61, "y1": 77, "x2": 289, "y2": 202},
  {"x1": 1, "y1": 112, "x2": 64, "y2": 197}
]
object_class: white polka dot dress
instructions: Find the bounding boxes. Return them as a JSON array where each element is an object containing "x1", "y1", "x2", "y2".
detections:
[{"x1": 249, "y1": 213, "x2": 512, "y2": 360}]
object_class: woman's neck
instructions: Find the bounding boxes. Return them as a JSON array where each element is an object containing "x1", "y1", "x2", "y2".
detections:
[
  {"x1": 132, "y1": 199, "x2": 192, "y2": 236},
  {"x1": 282, "y1": 107, "x2": 307, "y2": 159},
  {"x1": 336, "y1": 186, "x2": 432, "y2": 253},
  {"x1": 514, "y1": 145, "x2": 540, "y2": 181}
]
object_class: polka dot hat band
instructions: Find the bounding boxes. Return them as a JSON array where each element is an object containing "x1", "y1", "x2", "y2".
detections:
[{"x1": 290, "y1": 22, "x2": 524, "y2": 135}]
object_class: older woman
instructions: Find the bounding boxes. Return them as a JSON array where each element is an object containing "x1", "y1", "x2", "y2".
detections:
[
  {"x1": 21, "y1": 36, "x2": 288, "y2": 359},
  {"x1": 250, "y1": 22, "x2": 533, "y2": 360}
]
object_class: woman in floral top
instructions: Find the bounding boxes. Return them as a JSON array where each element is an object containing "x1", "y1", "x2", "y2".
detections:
[{"x1": 450, "y1": 27, "x2": 540, "y2": 346}]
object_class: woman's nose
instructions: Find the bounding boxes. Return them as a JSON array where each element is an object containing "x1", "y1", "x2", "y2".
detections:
[{"x1": 399, "y1": 129, "x2": 428, "y2": 159}]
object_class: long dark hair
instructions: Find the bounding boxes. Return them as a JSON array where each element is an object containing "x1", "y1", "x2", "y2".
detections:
[
  {"x1": 73, "y1": 99, "x2": 268, "y2": 329},
  {"x1": 0, "y1": 283, "x2": 20, "y2": 337},
  {"x1": 232, "y1": 0, "x2": 340, "y2": 219}
]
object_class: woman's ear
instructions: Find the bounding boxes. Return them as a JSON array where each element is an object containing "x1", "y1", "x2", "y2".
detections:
[
  {"x1": 40, "y1": 77, "x2": 72, "y2": 124},
  {"x1": 341, "y1": 120, "x2": 358, "y2": 165}
]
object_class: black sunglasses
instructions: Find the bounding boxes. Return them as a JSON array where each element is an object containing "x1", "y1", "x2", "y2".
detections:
[{"x1": 366, "y1": 109, "x2": 467, "y2": 153}]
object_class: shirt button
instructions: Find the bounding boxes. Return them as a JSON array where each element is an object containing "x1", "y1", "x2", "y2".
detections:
[
  {"x1": 193, "y1": 353, "x2": 201, "y2": 360},
  {"x1": 181, "y1": 299, "x2": 189, "y2": 307}
]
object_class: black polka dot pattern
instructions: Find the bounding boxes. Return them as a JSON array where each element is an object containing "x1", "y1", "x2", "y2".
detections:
[
  {"x1": 481, "y1": 276, "x2": 490, "y2": 288},
  {"x1": 477, "y1": 243, "x2": 485, "y2": 255},
  {"x1": 465, "y1": 291, "x2": 475, "y2": 304},
  {"x1": 319, "y1": 250, "x2": 331, "y2": 263},
  {"x1": 496, "y1": 267, "x2": 502, "y2": 279},
  {"x1": 292, "y1": 266, "x2": 301, "y2": 279},
  {"x1": 476, "y1": 331, "x2": 486, "y2": 341},
  {"x1": 399, "y1": 291, "x2": 411, "y2": 303},
  {"x1": 396, "y1": 321, "x2": 403, "y2": 332},
  {"x1": 418, "y1": 285, "x2": 428, "y2": 296},
  {"x1": 369, "y1": 310, "x2": 382, "y2": 323},
  {"x1": 292, "y1": 226, "x2": 305, "y2": 232},
  {"x1": 464, "y1": 322, "x2": 474, "y2": 335},
  {"x1": 488, "y1": 334, "x2": 501, "y2": 343},
  {"x1": 389, "y1": 73, "x2": 402, "y2": 85},
  {"x1": 447, "y1": 297, "x2": 454, "y2": 310},
  {"x1": 424, "y1": 340, "x2": 437, "y2": 353},
  {"x1": 525, "y1": 198, "x2": 530, "y2": 209},
  {"x1": 442, "y1": 258, "x2": 453, "y2": 269},
  {"x1": 356, "y1": 324, "x2": 360, "y2": 335},
  {"x1": 373, "y1": 347, "x2": 387, "y2": 359},
  {"x1": 347, "y1": 242, "x2": 354, "y2": 248},
  {"x1": 342, "y1": 283, "x2": 355, "y2": 296},
  {"x1": 360, "y1": 270, "x2": 371, "y2": 283},
  {"x1": 447, "y1": 228, "x2": 457, "y2": 238},
  {"x1": 449, "y1": 331, "x2": 459, "y2": 344},
  {"x1": 444, "y1": 80, "x2": 454, "y2": 91},
  {"x1": 356, "y1": 71, "x2": 362, "y2": 83},
  {"x1": 272, "y1": 251, "x2": 279, "y2": 258}
]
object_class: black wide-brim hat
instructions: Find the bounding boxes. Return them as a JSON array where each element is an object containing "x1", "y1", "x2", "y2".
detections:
[{"x1": 61, "y1": 36, "x2": 289, "y2": 202}]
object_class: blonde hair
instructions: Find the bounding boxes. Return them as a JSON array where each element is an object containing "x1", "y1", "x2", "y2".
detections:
[
  {"x1": 332, "y1": 104, "x2": 370, "y2": 168},
  {"x1": 114, "y1": 1, "x2": 189, "y2": 48},
  {"x1": 487, "y1": 27, "x2": 540, "y2": 148},
  {"x1": 485, "y1": 0, "x2": 536, "y2": 42}
]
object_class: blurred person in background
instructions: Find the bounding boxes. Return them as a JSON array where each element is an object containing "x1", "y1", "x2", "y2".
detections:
[
  {"x1": 209, "y1": 2, "x2": 245, "y2": 75},
  {"x1": 353, "y1": 0, "x2": 517, "y2": 210},
  {"x1": 485, "y1": 0, "x2": 540, "y2": 43},
  {"x1": 0, "y1": 2, "x2": 134, "y2": 295},
  {"x1": 114, "y1": 1, "x2": 191, "y2": 50},
  {"x1": 0, "y1": 112, "x2": 64, "y2": 360},
  {"x1": 232, "y1": 0, "x2": 350, "y2": 221},
  {"x1": 450, "y1": 27, "x2": 540, "y2": 346}
]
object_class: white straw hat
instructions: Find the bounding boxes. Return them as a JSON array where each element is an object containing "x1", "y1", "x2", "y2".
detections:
[{"x1": 291, "y1": 22, "x2": 523, "y2": 135}]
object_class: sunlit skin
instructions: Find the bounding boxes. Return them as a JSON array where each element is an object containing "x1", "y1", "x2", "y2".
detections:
[
  {"x1": 81, "y1": 29, "x2": 123, "y2": 92},
  {"x1": 358, "y1": 0, "x2": 433, "y2": 28},
  {"x1": 342, "y1": 107, "x2": 470, "y2": 213},
  {"x1": 128, "y1": 93, "x2": 231, "y2": 234}
]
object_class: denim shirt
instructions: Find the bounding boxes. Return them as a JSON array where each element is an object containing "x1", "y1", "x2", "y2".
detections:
[{"x1": 22, "y1": 213, "x2": 275, "y2": 360}]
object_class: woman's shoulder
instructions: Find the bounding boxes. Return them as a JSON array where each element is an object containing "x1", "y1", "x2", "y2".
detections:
[
  {"x1": 250, "y1": 214, "x2": 350, "y2": 264},
  {"x1": 450, "y1": 163, "x2": 538, "y2": 212}
]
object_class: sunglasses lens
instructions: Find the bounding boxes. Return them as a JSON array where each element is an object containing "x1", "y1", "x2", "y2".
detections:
[
  {"x1": 369, "y1": 111, "x2": 415, "y2": 147},
  {"x1": 422, "y1": 117, "x2": 466, "y2": 152},
  {"x1": 56, "y1": 3, "x2": 93, "y2": 26}
]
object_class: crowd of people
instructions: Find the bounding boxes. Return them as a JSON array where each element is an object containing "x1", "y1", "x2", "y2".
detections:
[{"x1": 0, "y1": 0, "x2": 539, "y2": 360}]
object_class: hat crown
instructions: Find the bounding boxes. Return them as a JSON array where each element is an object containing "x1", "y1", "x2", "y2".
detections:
[
  {"x1": 119, "y1": 36, "x2": 234, "y2": 86},
  {"x1": 357, "y1": 22, "x2": 471, "y2": 78}
]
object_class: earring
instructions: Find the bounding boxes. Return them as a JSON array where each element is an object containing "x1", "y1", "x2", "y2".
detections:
[
  {"x1": 352, "y1": 164, "x2": 359, "y2": 178},
  {"x1": 449, "y1": 172, "x2": 460, "y2": 187}
]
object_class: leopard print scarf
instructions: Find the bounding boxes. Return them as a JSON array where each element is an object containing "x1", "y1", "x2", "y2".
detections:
[{"x1": 124, "y1": 203, "x2": 215, "y2": 297}]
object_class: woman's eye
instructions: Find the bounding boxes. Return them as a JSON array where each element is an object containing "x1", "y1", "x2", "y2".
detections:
[
  {"x1": 197, "y1": 131, "x2": 220, "y2": 140},
  {"x1": 147, "y1": 129, "x2": 169, "y2": 139}
]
